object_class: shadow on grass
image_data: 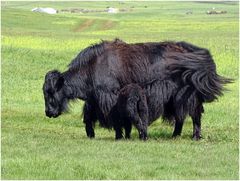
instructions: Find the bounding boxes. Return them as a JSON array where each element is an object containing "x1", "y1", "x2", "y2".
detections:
[
  {"x1": 90, "y1": 130, "x2": 194, "y2": 142},
  {"x1": 148, "y1": 130, "x2": 173, "y2": 140}
]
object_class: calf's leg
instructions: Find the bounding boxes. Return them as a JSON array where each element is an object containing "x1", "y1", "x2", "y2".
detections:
[
  {"x1": 172, "y1": 117, "x2": 184, "y2": 138},
  {"x1": 113, "y1": 121, "x2": 124, "y2": 140},
  {"x1": 124, "y1": 120, "x2": 132, "y2": 139},
  {"x1": 126, "y1": 101, "x2": 148, "y2": 141}
]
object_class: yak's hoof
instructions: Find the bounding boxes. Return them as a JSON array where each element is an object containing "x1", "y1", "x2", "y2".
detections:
[
  {"x1": 172, "y1": 133, "x2": 181, "y2": 139},
  {"x1": 87, "y1": 135, "x2": 95, "y2": 139},
  {"x1": 139, "y1": 132, "x2": 148, "y2": 141},
  {"x1": 192, "y1": 134, "x2": 202, "y2": 141},
  {"x1": 115, "y1": 135, "x2": 124, "y2": 140},
  {"x1": 87, "y1": 132, "x2": 95, "y2": 139},
  {"x1": 125, "y1": 135, "x2": 131, "y2": 139}
]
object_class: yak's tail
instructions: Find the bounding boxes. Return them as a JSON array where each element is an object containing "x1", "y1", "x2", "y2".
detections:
[
  {"x1": 184, "y1": 71, "x2": 232, "y2": 102},
  {"x1": 168, "y1": 49, "x2": 233, "y2": 102}
]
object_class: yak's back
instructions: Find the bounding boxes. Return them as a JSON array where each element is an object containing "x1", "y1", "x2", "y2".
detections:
[
  {"x1": 68, "y1": 39, "x2": 210, "y2": 71},
  {"x1": 68, "y1": 39, "x2": 125, "y2": 70}
]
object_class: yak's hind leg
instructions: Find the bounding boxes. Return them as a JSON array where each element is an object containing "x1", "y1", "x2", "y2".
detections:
[
  {"x1": 187, "y1": 90, "x2": 204, "y2": 140},
  {"x1": 172, "y1": 86, "x2": 192, "y2": 138},
  {"x1": 83, "y1": 102, "x2": 97, "y2": 138},
  {"x1": 190, "y1": 103, "x2": 204, "y2": 140}
]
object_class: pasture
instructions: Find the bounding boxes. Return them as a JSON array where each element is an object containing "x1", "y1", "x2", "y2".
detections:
[{"x1": 1, "y1": 1, "x2": 239, "y2": 179}]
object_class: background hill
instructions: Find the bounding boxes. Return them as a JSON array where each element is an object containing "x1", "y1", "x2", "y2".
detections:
[{"x1": 1, "y1": 1, "x2": 239, "y2": 179}]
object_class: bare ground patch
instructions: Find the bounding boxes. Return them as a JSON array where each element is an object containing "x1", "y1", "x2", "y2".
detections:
[
  {"x1": 101, "y1": 20, "x2": 116, "y2": 30},
  {"x1": 73, "y1": 19, "x2": 117, "y2": 32},
  {"x1": 73, "y1": 19, "x2": 95, "y2": 32}
]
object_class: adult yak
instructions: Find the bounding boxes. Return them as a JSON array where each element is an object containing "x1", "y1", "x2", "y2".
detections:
[{"x1": 43, "y1": 39, "x2": 231, "y2": 140}]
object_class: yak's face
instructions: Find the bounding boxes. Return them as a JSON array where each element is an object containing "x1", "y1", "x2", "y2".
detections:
[{"x1": 43, "y1": 70, "x2": 68, "y2": 118}]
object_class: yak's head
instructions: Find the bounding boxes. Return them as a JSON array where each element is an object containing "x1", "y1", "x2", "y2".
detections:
[{"x1": 43, "y1": 70, "x2": 68, "y2": 118}]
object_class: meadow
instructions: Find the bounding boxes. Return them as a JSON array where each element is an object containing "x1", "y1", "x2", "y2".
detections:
[{"x1": 1, "y1": 1, "x2": 239, "y2": 179}]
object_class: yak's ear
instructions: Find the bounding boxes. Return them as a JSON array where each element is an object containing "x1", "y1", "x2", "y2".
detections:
[
  {"x1": 45, "y1": 70, "x2": 64, "y2": 92},
  {"x1": 55, "y1": 76, "x2": 64, "y2": 91}
]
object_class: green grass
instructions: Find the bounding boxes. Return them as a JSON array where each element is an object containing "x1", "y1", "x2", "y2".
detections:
[{"x1": 1, "y1": 1, "x2": 239, "y2": 179}]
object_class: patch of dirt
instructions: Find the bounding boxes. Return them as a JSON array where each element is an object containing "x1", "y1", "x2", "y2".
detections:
[
  {"x1": 73, "y1": 19, "x2": 95, "y2": 32},
  {"x1": 101, "y1": 20, "x2": 116, "y2": 30}
]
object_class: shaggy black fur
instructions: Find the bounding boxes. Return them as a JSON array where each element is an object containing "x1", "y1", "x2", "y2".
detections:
[
  {"x1": 82, "y1": 84, "x2": 148, "y2": 140},
  {"x1": 115, "y1": 84, "x2": 148, "y2": 140},
  {"x1": 43, "y1": 38, "x2": 232, "y2": 140}
]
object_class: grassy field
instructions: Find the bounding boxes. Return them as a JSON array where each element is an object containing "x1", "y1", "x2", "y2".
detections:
[{"x1": 1, "y1": 1, "x2": 239, "y2": 179}]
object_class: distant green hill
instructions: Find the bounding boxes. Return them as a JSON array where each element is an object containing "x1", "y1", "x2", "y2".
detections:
[{"x1": 1, "y1": 1, "x2": 239, "y2": 179}]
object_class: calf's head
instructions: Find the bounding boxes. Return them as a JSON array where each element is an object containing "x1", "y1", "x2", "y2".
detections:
[{"x1": 43, "y1": 70, "x2": 68, "y2": 118}]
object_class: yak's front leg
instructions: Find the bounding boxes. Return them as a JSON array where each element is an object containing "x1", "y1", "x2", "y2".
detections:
[{"x1": 83, "y1": 102, "x2": 96, "y2": 138}]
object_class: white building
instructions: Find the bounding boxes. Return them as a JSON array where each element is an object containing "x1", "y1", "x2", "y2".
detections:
[
  {"x1": 107, "y1": 7, "x2": 119, "y2": 13},
  {"x1": 32, "y1": 7, "x2": 57, "y2": 14}
]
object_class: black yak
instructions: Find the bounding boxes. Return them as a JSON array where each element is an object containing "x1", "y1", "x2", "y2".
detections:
[{"x1": 43, "y1": 38, "x2": 231, "y2": 140}]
